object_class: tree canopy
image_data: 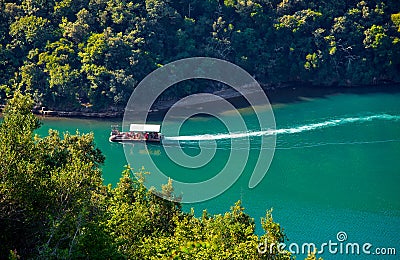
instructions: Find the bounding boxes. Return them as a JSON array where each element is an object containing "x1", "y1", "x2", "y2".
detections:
[{"x1": 0, "y1": 0, "x2": 399, "y2": 112}]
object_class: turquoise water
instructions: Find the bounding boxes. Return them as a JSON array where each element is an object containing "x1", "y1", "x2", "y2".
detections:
[{"x1": 36, "y1": 90, "x2": 400, "y2": 259}]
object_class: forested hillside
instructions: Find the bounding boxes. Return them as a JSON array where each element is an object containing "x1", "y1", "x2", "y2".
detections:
[{"x1": 0, "y1": 0, "x2": 399, "y2": 111}]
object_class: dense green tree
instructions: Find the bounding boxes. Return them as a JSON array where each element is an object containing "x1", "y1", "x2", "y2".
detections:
[
  {"x1": 0, "y1": 91, "x2": 116, "y2": 258},
  {"x1": 37, "y1": 38, "x2": 80, "y2": 107}
]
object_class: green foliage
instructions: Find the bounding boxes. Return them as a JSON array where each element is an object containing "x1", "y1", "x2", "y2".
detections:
[
  {"x1": 275, "y1": 9, "x2": 322, "y2": 33},
  {"x1": 259, "y1": 209, "x2": 292, "y2": 259},
  {"x1": 0, "y1": 0, "x2": 399, "y2": 110},
  {"x1": 38, "y1": 38, "x2": 79, "y2": 92},
  {"x1": 0, "y1": 91, "x2": 114, "y2": 258},
  {"x1": 392, "y1": 13, "x2": 400, "y2": 32},
  {"x1": 364, "y1": 25, "x2": 387, "y2": 48},
  {"x1": 9, "y1": 15, "x2": 51, "y2": 47}
]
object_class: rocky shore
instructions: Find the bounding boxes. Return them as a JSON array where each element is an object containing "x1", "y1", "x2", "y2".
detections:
[
  {"x1": 29, "y1": 83, "x2": 400, "y2": 119},
  {"x1": 32, "y1": 109, "x2": 124, "y2": 118}
]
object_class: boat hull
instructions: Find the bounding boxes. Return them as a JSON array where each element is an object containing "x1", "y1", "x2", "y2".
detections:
[{"x1": 109, "y1": 135, "x2": 161, "y2": 143}]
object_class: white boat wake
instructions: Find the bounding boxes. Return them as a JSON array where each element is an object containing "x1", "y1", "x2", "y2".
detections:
[{"x1": 163, "y1": 113, "x2": 400, "y2": 141}]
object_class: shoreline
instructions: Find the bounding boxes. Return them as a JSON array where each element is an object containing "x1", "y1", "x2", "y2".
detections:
[{"x1": 31, "y1": 83, "x2": 400, "y2": 119}]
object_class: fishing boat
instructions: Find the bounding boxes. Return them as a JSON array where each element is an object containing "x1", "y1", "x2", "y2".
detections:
[{"x1": 109, "y1": 124, "x2": 162, "y2": 143}]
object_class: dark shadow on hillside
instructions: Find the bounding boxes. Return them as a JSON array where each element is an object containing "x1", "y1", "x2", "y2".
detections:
[
  {"x1": 146, "y1": 84, "x2": 400, "y2": 121},
  {"x1": 264, "y1": 84, "x2": 400, "y2": 104}
]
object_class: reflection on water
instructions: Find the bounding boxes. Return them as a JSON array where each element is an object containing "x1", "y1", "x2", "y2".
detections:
[
  {"x1": 123, "y1": 142, "x2": 162, "y2": 157},
  {"x1": 139, "y1": 148, "x2": 161, "y2": 156}
]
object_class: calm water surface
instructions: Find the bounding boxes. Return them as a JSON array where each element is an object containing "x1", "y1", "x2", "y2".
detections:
[{"x1": 36, "y1": 90, "x2": 400, "y2": 259}]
